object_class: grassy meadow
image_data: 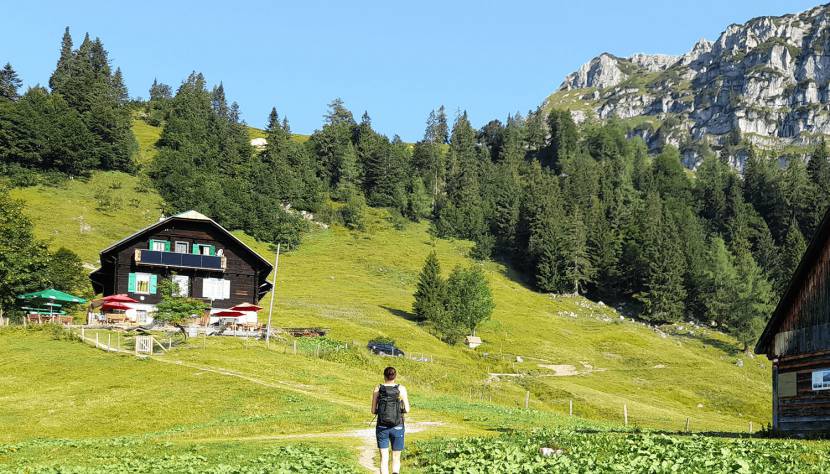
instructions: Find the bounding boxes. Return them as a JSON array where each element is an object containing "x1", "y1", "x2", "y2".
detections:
[{"x1": 0, "y1": 118, "x2": 801, "y2": 472}]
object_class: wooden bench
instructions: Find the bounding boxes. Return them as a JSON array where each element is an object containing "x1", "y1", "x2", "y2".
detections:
[{"x1": 106, "y1": 314, "x2": 127, "y2": 324}]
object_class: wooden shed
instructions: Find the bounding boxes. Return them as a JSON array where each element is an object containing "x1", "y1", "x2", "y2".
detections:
[{"x1": 755, "y1": 209, "x2": 830, "y2": 434}]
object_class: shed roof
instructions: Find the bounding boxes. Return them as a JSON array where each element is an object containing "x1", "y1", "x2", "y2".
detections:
[{"x1": 755, "y1": 206, "x2": 830, "y2": 355}]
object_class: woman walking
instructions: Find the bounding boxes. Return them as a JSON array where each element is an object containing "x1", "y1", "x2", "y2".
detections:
[{"x1": 371, "y1": 367, "x2": 410, "y2": 474}]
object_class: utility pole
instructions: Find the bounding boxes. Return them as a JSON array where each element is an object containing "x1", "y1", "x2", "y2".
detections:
[{"x1": 265, "y1": 243, "x2": 281, "y2": 345}]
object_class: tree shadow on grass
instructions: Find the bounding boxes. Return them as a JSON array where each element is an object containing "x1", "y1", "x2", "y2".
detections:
[{"x1": 381, "y1": 305, "x2": 419, "y2": 322}]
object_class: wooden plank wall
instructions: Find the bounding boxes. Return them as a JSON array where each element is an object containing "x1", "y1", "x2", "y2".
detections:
[
  {"x1": 776, "y1": 353, "x2": 830, "y2": 433},
  {"x1": 775, "y1": 240, "x2": 830, "y2": 356}
]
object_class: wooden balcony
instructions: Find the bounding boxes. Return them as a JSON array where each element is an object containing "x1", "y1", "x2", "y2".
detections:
[{"x1": 134, "y1": 249, "x2": 226, "y2": 271}]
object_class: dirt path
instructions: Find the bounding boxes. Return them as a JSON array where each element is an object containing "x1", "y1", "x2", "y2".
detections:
[
  {"x1": 183, "y1": 421, "x2": 445, "y2": 472},
  {"x1": 152, "y1": 356, "x2": 364, "y2": 410},
  {"x1": 151, "y1": 357, "x2": 445, "y2": 471}
]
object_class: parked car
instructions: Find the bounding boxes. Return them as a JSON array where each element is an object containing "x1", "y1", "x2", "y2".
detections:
[{"x1": 367, "y1": 341, "x2": 404, "y2": 357}]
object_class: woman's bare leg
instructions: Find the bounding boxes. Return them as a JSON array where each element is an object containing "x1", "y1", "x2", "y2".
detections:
[
  {"x1": 391, "y1": 450, "x2": 402, "y2": 473},
  {"x1": 379, "y1": 447, "x2": 390, "y2": 474}
]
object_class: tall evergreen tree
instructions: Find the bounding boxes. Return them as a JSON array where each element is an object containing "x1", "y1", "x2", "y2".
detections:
[
  {"x1": 413, "y1": 251, "x2": 446, "y2": 323},
  {"x1": 0, "y1": 63, "x2": 22, "y2": 101},
  {"x1": 807, "y1": 139, "x2": 830, "y2": 235},
  {"x1": 775, "y1": 220, "x2": 807, "y2": 296}
]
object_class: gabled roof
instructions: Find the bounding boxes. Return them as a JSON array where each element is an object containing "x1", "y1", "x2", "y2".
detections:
[
  {"x1": 97, "y1": 210, "x2": 272, "y2": 270},
  {"x1": 755, "y1": 206, "x2": 830, "y2": 355}
]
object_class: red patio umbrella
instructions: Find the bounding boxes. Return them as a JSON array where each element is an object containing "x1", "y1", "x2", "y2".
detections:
[
  {"x1": 230, "y1": 303, "x2": 262, "y2": 311},
  {"x1": 103, "y1": 294, "x2": 138, "y2": 303},
  {"x1": 213, "y1": 310, "x2": 245, "y2": 317},
  {"x1": 102, "y1": 302, "x2": 132, "y2": 311}
]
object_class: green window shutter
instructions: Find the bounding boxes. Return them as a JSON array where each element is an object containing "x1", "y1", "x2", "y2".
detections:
[
  {"x1": 128, "y1": 273, "x2": 136, "y2": 292},
  {"x1": 149, "y1": 239, "x2": 156, "y2": 250},
  {"x1": 208, "y1": 245, "x2": 216, "y2": 256},
  {"x1": 149, "y1": 274, "x2": 158, "y2": 294},
  {"x1": 192, "y1": 244, "x2": 200, "y2": 255},
  {"x1": 164, "y1": 241, "x2": 171, "y2": 252}
]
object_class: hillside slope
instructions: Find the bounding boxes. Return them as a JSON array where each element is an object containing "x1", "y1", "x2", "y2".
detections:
[{"x1": 547, "y1": 3, "x2": 830, "y2": 167}]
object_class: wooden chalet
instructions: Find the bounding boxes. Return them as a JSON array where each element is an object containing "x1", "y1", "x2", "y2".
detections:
[
  {"x1": 89, "y1": 211, "x2": 272, "y2": 324},
  {"x1": 756, "y1": 208, "x2": 830, "y2": 435}
]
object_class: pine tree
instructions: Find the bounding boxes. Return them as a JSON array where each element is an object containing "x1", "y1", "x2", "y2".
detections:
[
  {"x1": 0, "y1": 63, "x2": 22, "y2": 101},
  {"x1": 545, "y1": 109, "x2": 578, "y2": 168},
  {"x1": 413, "y1": 251, "x2": 446, "y2": 323},
  {"x1": 702, "y1": 237, "x2": 738, "y2": 326},
  {"x1": 775, "y1": 220, "x2": 807, "y2": 296},
  {"x1": 49, "y1": 26, "x2": 73, "y2": 91},
  {"x1": 807, "y1": 139, "x2": 830, "y2": 235},
  {"x1": 434, "y1": 105, "x2": 449, "y2": 144},
  {"x1": 782, "y1": 156, "x2": 811, "y2": 236},
  {"x1": 335, "y1": 142, "x2": 360, "y2": 199},
  {"x1": 729, "y1": 248, "x2": 773, "y2": 353},
  {"x1": 636, "y1": 194, "x2": 687, "y2": 322},
  {"x1": 407, "y1": 176, "x2": 432, "y2": 221},
  {"x1": 562, "y1": 208, "x2": 595, "y2": 294}
]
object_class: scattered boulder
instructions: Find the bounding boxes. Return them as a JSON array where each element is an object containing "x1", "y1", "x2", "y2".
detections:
[
  {"x1": 736, "y1": 359, "x2": 744, "y2": 368},
  {"x1": 539, "y1": 447, "x2": 564, "y2": 457}
]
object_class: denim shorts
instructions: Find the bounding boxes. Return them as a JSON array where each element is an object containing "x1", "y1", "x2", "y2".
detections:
[{"x1": 376, "y1": 424, "x2": 405, "y2": 451}]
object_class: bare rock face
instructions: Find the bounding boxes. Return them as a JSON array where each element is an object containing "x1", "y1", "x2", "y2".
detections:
[
  {"x1": 560, "y1": 53, "x2": 627, "y2": 90},
  {"x1": 552, "y1": 4, "x2": 830, "y2": 166}
]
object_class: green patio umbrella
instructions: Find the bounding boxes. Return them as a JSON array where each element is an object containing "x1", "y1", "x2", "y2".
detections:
[
  {"x1": 17, "y1": 288, "x2": 86, "y2": 304},
  {"x1": 17, "y1": 289, "x2": 86, "y2": 319}
]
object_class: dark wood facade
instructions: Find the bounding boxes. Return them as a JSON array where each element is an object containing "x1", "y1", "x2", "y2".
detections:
[
  {"x1": 756, "y1": 208, "x2": 830, "y2": 434},
  {"x1": 90, "y1": 211, "x2": 272, "y2": 308}
]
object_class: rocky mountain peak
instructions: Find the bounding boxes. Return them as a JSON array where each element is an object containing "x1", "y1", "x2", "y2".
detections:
[{"x1": 549, "y1": 3, "x2": 830, "y2": 169}]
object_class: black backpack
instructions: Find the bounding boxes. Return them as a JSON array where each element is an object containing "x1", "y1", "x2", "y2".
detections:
[{"x1": 377, "y1": 384, "x2": 403, "y2": 427}]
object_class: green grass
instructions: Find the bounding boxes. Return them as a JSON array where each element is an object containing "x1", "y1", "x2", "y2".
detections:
[
  {"x1": 248, "y1": 124, "x2": 310, "y2": 143},
  {"x1": 0, "y1": 117, "x2": 784, "y2": 470},
  {"x1": 9, "y1": 171, "x2": 164, "y2": 264},
  {"x1": 132, "y1": 119, "x2": 163, "y2": 165}
]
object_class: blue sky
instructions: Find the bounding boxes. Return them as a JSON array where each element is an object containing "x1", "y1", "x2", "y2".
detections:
[{"x1": 0, "y1": 1, "x2": 820, "y2": 141}]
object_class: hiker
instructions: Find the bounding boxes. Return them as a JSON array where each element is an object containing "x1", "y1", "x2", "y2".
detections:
[{"x1": 371, "y1": 366, "x2": 410, "y2": 474}]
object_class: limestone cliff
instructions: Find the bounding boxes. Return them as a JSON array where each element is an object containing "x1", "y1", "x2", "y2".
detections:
[{"x1": 548, "y1": 3, "x2": 830, "y2": 168}]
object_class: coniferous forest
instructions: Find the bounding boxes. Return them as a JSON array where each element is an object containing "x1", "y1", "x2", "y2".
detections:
[{"x1": 3, "y1": 28, "x2": 829, "y2": 349}]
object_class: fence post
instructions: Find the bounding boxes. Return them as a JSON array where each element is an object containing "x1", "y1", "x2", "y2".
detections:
[
  {"x1": 749, "y1": 421, "x2": 753, "y2": 434},
  {"x1": 525, "y1": 391, "x2": 530, "y2": 409},
  {"x1": 168, "y1": 337, "x2": 172, "y2": 350},
  {"x1": 293, "y1": 340, "x2": 297, "y2": 354},
  {"x1": 624, "y1": 404, "x2": 628, "y2": 427},
  {"x1": 685, "y1": 417, "x2": 690, "y2": 433},
  {"x1": 81, "y1": 327, "x2": 85, "y2": 340},
  {"x1": 108, "y1": 333, "x2": 111, "y2": 352},
  {"x1": 569, "y1": 399, "x2": 573, "y2": 417},
  {"x1": 95, "y1": 333, "x2": 99, "y2": 348}
]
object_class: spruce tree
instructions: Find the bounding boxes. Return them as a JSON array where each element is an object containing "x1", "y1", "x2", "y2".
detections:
[
  {"x1": 0, "y1": 63, "x2": 22, "y2": 101},
  {"x1": 775, "y1": 220, "x2": 807, "y2": 296},
  {"x1": 562, "y1": 208, "x2": 595, "y2": 294},
  {"x1": 49, "y1": 26, "x2": 73, "y2": 91},
  {"x1": 413, "y1": 251, "x2": 446, "y2": 323},
  {"x1": 807, "y1": 139, "x2": 830, "y2": 235},
  {"x1": 434, "y1": 105, "x2": 449, "y2": 144}
]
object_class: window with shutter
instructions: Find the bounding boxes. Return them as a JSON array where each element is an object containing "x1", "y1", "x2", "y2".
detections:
[
  {"x1": 134, "y1": 273, "x2": 153, "y2": 294},
  {"x1": 128, "y1": 273, "x2": 136, "y2": 292}
]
